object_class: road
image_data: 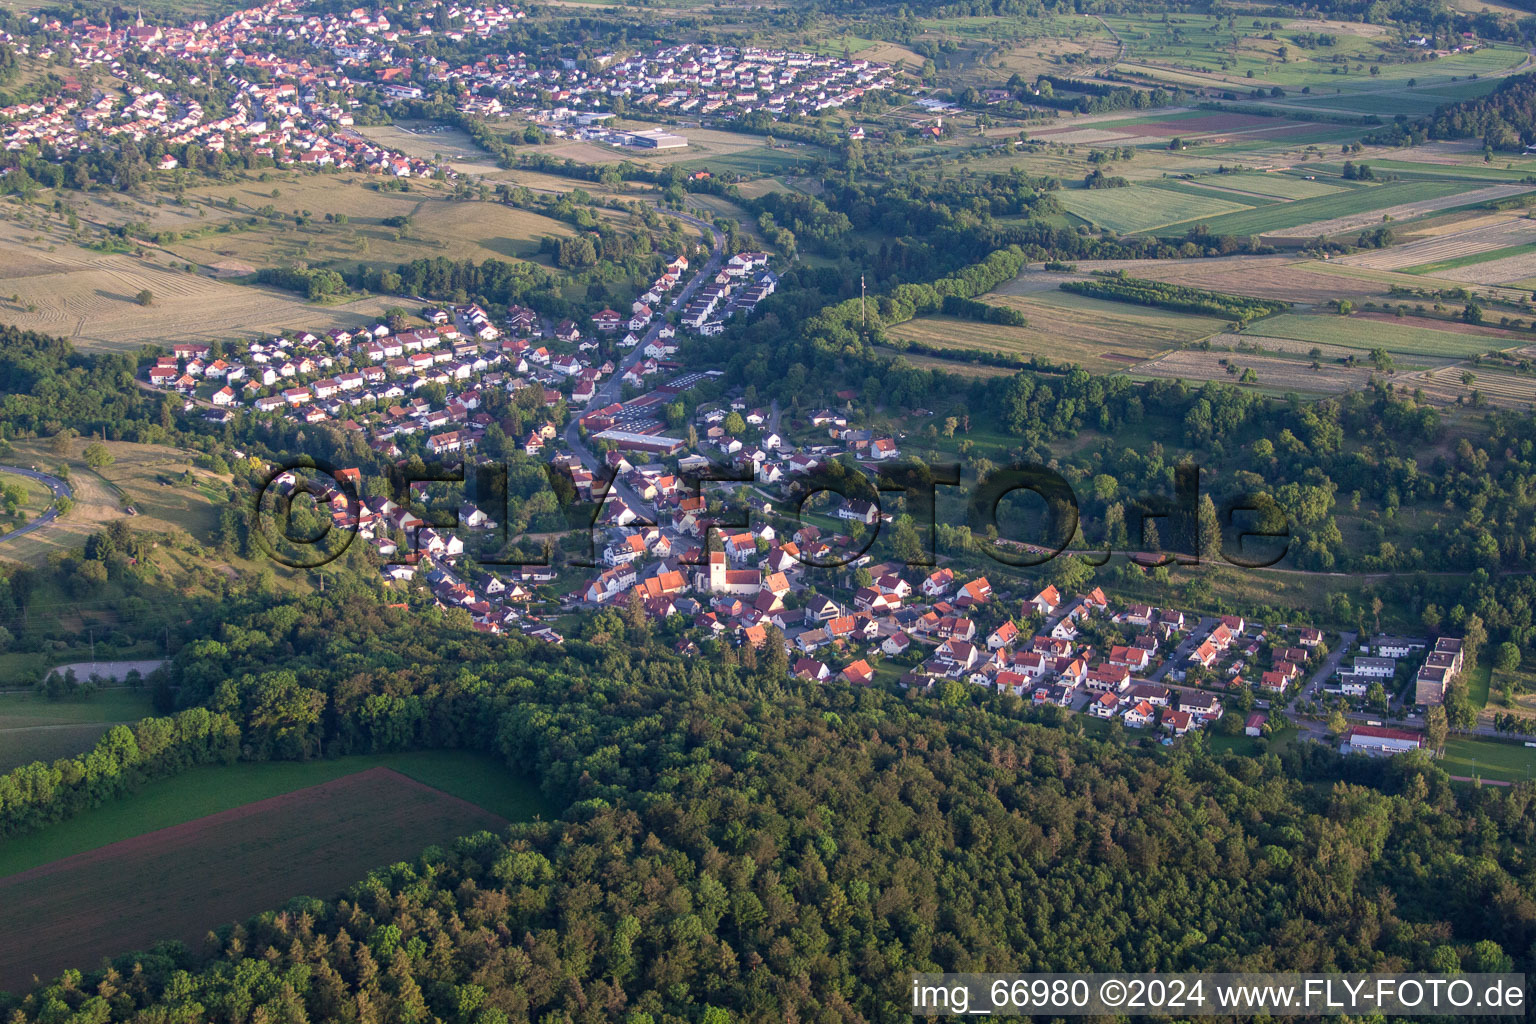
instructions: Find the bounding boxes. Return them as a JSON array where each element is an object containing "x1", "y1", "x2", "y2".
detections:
[
  {"x1": 1296, "y1": 630, "x2": 1356, "y2": 705},
  {"x1": 1146, "y1": 616, "x2": 1217, "y2": 682},
  {"x1": 0, "y1": 465, "x2": 73, "y2": 545},
  {"x1": 562, "y1": 207, "x2": 727, "y2": 517}
]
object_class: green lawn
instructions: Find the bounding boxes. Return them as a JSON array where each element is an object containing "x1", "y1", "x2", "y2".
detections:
[
  {"x1": 1209, "y1": 719, "x2": 1297, "y2": 756},
  {"x1": 1441, "y1": 736, "x2": 1536, "y2": 783},
  {"x1": 1190, "y1": 180, "x2": 1473, "y2": 237},
  {"x1": 0, "y1": 749, "x2": 556, "y2": 879},
  {"x1": 1242, "y1": 313, "x2": 1514, "y2": 358},
  {"x1": 1466, "y1": 662, "x2": 1493, "y2": 709}
]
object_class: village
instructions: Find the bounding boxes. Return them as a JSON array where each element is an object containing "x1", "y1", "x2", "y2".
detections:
[
  {"x1": 131, "y1": 193, "x2": 1475, "y2": 759},
  {"x1": 1, "y1": 0, "x2": 895, "y2": 169}
]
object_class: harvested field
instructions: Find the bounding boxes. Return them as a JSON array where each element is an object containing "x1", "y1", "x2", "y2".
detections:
[
  {"x1": 1296, "y1": 259, "x2": 1535, "y2": 302},
  {"x1": 1414, "y1": 365, "x2": 1536, "y2": 408},
  {"x1": 1241, "y1": 312, "x2": 1519, "y2": 358},
  {"x1": 1070, "y1": 255, "x2": 1390, "y2": 304},
  {"x1": 0, "y1": 766, "x2": 507, "y2": 993},
  {"x1": 1133, "y1": 349, "x2": 1378, "y2": 394},
  {"x1": 1342, "y1": 215, "x2": 1536, "y2": 271},
  {"x1": 1434, "y1": 248, "x2": 1536, "y2": 285},
  {"x1": 1259, "y1": 183, "x2": 1535, "y2": 240},
  {"x1": 1205, "y1": 330, "x2": 1448, "y2": 365},
  {"x1": 1108, "y1": 112, "x2": 1308, "y2": 137},
  {"x1": 889, "y1": 291, "x2": 1224, "y2": 369}
]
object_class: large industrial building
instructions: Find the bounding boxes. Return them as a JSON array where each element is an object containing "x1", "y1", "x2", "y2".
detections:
[{"x1": 624, "y1": 128, "x2": 687, "y2": 149}]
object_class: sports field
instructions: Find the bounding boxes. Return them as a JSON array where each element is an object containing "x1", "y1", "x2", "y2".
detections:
[
  {"x1": 1441, "y1": 736, "x2": 1536, "y2": 783},
  {"x1": 0, "y1": 752, "x2": 551, "y2": 993},
  {"x1": 1241, "y1": 313, "x2": 1517, "y2": 358}
]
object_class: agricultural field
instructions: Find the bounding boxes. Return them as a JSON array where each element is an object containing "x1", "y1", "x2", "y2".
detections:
[
  {"x1": 0, "y1": 688, "x2": 157, "y2": 772},
  {"x1": 1405, "y1": 244, "x2": 1536, "y2": 279},
  {"x1": 1099, "y1": 12, "x2": 1526, "y2": 108},
  {"x1": 0, "y1": 757, "x2": 544, "y2": 993},
  {"x1": 1341, "y1": 214, "x2": 1536, "y2": 272},
  {"x1": 1028, "y1": 110, "x2": 1334, "y2": 152},
  {"x1": 0, "y1": 439, "x2": 232, "y2": 567},
  {"x1": 1131, "y1": 348, "x2": 1379, "y2": 395},
  {"x1": 888, "y1": 290, "x2": 1226, "y2": 369},
  {"x1": 1345, "y1": 155, "x2": 1536, "y2": 181},
  {"x1": 0, "y1": 216, "x2": 397, "y2": 353},
  {"x1": 1192, "y1": 180, "x2": 1513, "y2": 239},
  {"x1": 875, "y1": 348, "x2": 1018, "y2": 378},
  {"x1": 1240, "y1": 312, "x2": 1519, "y2": 358},
  {"x1": 1186, "y1": 171, "x2": 1347, "y2": 200},
  {"x1": 163, "y1": 192, "x2": 576, "y2": 274},
  {"x1": 1066, "y1": 254, "x2": 1390, "y2": 305},
  {"x1": 1299, "y1": 259, "x2": 1536, "y2": 303},
  {"x1": 1412, "y1": 364, "x2": 1536, "y2": 409},
  {"x1": 1056, "y1": 183, "x2": 1249, "y2": 233},
  {"x1": 678, "y1": 144, "x2": 827, "y2": 178}
]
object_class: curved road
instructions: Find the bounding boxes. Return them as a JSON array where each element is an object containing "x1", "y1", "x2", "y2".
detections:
[{"x1": 0, "y1": 465, "x2": 72, "y2": 545}]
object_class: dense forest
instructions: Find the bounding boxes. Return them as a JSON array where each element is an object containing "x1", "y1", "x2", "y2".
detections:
[
  {"x1": 1428, "y1": 73, "x2": 1536, "y2": 150},
  {"x1": 0, "y1": 593, "x2": 1532, "y2": 1023}
]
